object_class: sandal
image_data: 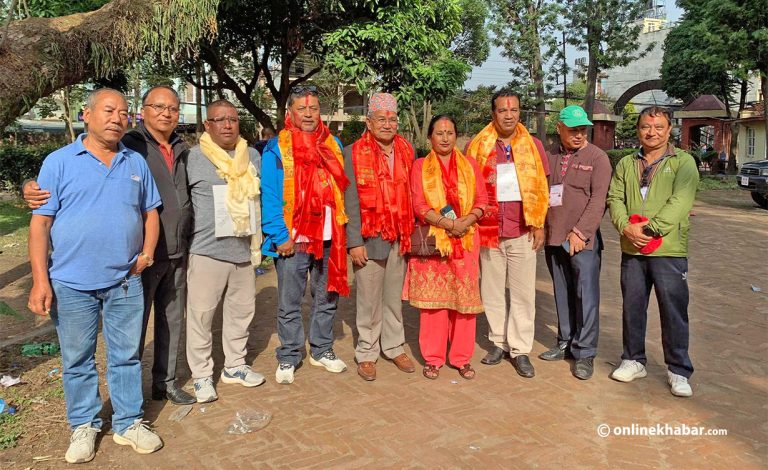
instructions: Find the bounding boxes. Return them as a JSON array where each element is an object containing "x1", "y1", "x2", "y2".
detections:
[
  {"x1": 458, "y1": 364, "x2": 475, "y2": 380},
  {"x1": 423, "y1": 365, "x2": 439, "y2": 380}
]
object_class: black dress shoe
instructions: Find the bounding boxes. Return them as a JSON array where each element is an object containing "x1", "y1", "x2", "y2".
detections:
[
  {"x1": 512, "y1": 355, "x2": 535, "y2": 378},
  {"x1": 152, "y1": 385, "x2": 196, "y2": 405},
  {"x1": 573, "y1": 357, "x2": 594, "y2": 380},
  {"x1": 538, "y1": 344, "x2": 573, "y2": 361},
  {"x1": 481, "y1": 346, "x2": 507, "y2": 365}
]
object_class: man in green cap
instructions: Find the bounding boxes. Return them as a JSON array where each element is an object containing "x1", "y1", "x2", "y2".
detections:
[{"x1": 539, "y1": 105, "x2": 611, "y2": 380}]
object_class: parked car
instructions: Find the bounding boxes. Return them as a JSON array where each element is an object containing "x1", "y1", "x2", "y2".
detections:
[{"x1": 738, "y1": 160, "x2": 768, "y2": 209}]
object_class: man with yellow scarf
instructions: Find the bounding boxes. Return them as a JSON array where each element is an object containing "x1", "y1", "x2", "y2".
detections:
[
  {"x1": 185, "y1": 100, "x2": 265, "y2": 403},
  {"x1": 464, "y1": 90, "x2": 550, "y2": 378}
]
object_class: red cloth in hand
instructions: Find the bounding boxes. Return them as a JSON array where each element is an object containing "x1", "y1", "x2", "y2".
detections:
[{"x1": 629, "y1": 214, "x2": 662, "y2": 254}]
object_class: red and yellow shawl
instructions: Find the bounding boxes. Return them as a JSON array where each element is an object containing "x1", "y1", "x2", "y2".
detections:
[
  {"x1": 465, "y1": 122, "x2": 548, "y2": 247},
  {"x1": 278, "y1": 116, "x2": 350, "y2": 295},
  {"x1": 351, "y1": 131, "x2": 414, "y2": 254}
]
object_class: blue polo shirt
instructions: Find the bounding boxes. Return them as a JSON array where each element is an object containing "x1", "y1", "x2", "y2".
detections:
[{"x1": 33, "y1": 134, "x2": 162, "y2": 290}]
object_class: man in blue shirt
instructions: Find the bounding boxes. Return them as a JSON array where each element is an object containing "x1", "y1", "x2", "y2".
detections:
[{"x1": 27, "y1": 88, "x2": 164, "y2": 464}]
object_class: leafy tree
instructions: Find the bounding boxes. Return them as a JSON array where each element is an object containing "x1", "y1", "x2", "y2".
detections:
[
  {"x1": 183, "y1": 0, "x2": 478, "y2": 134},
  {"x1": 489, "y1": 0, "x2": 562, "y2": 140},
  {"x1": 544, "y1": 79, "x2": 609, "y2": 133},
  {"x1": 324, "y1": 0, "x2": 488, "y2": 148},
  {"x1": 563, "y1": 0, "x2": 652, "y2": 119},
  {"x1": 433, "y1": 84, "x2": 498, "y2": 136},
  {"x1": 0, "y1": 0, "x2": 219, "y2": 129},
  {"x1": 615, "y1": 102, "x2": 637, "y2": 143}
]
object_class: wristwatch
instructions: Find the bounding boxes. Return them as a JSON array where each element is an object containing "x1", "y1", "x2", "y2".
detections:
[{"x1": 139, "y1": 252, "x2": 154, "y2": 267}]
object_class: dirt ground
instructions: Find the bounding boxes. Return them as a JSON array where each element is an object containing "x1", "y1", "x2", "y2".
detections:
[{"x1": 1, "y1": 189, "x2": 766, "y2": 468}]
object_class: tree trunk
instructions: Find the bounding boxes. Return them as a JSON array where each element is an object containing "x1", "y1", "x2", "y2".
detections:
[
  {"x1": 528, "y1": 2, "x2": 546, "y2": 142},
  {"x1": 62, "y1": 87, "x2": 75, "y2": 143},
  {"x1": 0, "y1": 0, "x2": 217, "y2": 130},
  {"x1": 195, "y1": 62, "x2": 203, "y2": 135},
  {"x1": 584, "y1": 42, "x2": 598, "y2": 120},
  {"x1": 728, "y1": 80, "x2": 749, "y2": 173}
]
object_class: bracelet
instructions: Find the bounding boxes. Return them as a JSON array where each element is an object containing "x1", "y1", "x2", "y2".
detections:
[{"x1": 436, "y1": 216, "x2": 445, "y2": 228}]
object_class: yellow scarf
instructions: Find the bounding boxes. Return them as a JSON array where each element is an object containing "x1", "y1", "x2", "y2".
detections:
[
  {"x1": 199, "y1": 132, "x2": 262, "y2": 265},
  {"x1": 421, "y1": 149, "x2": 476, "y2": 256},
  {"x1": 466, "y1": 122, "x2": 549, "y2": 228}
]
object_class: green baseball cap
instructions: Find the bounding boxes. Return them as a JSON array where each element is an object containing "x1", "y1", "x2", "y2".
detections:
[{"x1": 559, "y1": 105, "x2": 593, "y2": 127}]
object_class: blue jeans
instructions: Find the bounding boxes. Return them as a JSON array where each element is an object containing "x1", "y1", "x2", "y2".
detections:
[
  {"x1": 620, "y1": 254, "x2": 693, "y2": 378},
  {"x1": 51, "y1": 276, "x2": 145, "y2": 434},
  {"x1": 274, "y1": 244, "x2": 338, "y2": 366}
]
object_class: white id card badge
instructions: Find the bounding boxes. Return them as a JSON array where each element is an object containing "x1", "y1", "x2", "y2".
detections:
[
  {"x1": 549, "y1": 184, "x2": 564, "y2": 207},
  {"x1": 213, "y1": 185, "x2": 258, "y2": 237},
  {"x1": 496, "y1": 163, "x2": 522, "y2": 202}
]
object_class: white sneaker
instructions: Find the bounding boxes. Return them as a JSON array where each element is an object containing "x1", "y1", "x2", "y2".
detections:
[
  {"x1": 221, "y1": 364, "x2": 266, "y2": 387},
  {"x1": 668, "y1": 371, "x2": 693, "y2": 397},
  {"x1": 112, "y1": 420, "x2": 163, "y2": 454},
  {"x1": 193, "y1": 376, "x2": 218, "y2": 403},
  {"x1": 611, "y1": 359, "x2": 647, "y2": 382},
  {"x1": 309, "y1": 349, "x2": 347, "y2": 373},
  {"x1": 65, "y1": 424, "x2": 99, "y2": 464},
  {"x1": 275, "y1": 363, "x2": 295, "y2": 384}
]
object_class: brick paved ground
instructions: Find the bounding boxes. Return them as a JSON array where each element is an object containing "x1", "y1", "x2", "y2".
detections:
[{"x1": 3, "y1": 194, "x2": 767, "y2": 469}]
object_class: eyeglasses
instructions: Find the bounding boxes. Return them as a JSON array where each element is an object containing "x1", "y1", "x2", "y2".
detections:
[
  {"x1": 144, "y1": 103, "x2": 180, "y2": 114},
  {"x1": 291, "y1": 85, "x2": 318, "y2": 95},
  {"x1": 207, "y1": 116, "x2": 239, "y2": 125},
  {"x1": 372, "y1": 117, "x2": 398, "y2": 125}
]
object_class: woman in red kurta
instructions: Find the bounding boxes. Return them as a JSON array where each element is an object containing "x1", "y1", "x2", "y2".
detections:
[{"x1": 405, "y1": 115, "x2": 489, "y2": 380}]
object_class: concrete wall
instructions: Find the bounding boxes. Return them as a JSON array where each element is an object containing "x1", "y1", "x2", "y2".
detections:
[{"x1": 602, "y1": 27, "x2": 675, "y2": 109}]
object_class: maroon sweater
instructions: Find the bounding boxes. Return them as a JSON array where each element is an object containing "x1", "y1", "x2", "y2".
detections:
[{"x1": 544, "y1": 142, "x2": 612, "y2": 250}]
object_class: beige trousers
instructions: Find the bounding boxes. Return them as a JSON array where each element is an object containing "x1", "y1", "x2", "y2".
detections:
[
  {"x1": 186, "y1": 254, "x2": 256, "y2": 379},
  {"x1": 480, "y1": 235, "x2": 537, "y2": 357},
  {"x1": 353, "y1": 243, "x2": 407, "y2": 362}
]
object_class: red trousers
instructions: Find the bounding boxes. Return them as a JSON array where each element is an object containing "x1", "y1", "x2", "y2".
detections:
[{"x1": 419, "y1": 309, "x2": 476, "y2": 368}]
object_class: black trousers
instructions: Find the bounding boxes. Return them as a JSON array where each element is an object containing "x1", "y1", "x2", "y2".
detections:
[
  {"x1": 139, "y1": 257, "x2": 187, "y2": 389},
  {"x1": 620, "y1": 254, "x2": 693, "y2": 378},
  {"x1": 545, "y1": 243, "x2": 602, "y2": 359}
]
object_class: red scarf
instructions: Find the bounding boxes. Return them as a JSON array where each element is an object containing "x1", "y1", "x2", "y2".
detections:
[
  {"x1": 351, "y1": 131, "x2": 414, "y2": 254},
  {"x1": 281, "y1": 115, "x2": 350, "y2": 295}
]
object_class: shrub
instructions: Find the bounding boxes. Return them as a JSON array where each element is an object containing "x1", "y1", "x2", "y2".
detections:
[
  {"x1": 339, "y1": 118, "x2": 366, "y2": 147},
  {"x1": 0, "y1": 143, "x2": 61, "y2": 191},
  {"x1": 606, "y1": 148, "x2": 639, "y2": 168}
]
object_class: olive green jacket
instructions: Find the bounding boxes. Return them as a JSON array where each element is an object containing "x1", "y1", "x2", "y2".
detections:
[{"x1": 607, "y1": 146, "x2": 699, "y2": 257}]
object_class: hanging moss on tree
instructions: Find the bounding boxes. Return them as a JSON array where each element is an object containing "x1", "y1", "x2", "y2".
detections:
[{"x1": 0, "y1": 0, "x2": 218, "y2": 129}]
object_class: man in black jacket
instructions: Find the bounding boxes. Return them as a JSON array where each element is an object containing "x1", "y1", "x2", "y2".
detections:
[{"x1": 23, "y1": 85, "x2": 195, "y2": 405}]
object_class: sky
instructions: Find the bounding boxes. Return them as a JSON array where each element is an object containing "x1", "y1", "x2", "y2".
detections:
[{"x1": 464, "y1": 2, "x2": 684, "y2": 90}]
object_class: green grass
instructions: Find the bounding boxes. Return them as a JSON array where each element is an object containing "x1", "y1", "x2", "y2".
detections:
[
  {"x1": 0, "y1": 199, "x2": 30, "y2": 236},
  {"x1": 698, "y1": 175, "x2": 738, "y2": 191},
  {"x1": 0, "y1": 198, "x2": 31, "y2": 257},
  {"x1": 0, "y1": 371, "x2": 64, "y2": 449}
]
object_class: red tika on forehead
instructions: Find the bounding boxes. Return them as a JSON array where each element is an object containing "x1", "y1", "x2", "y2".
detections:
[{"x1": 506, "y1": 98, "x2": 512, "y2": 109}]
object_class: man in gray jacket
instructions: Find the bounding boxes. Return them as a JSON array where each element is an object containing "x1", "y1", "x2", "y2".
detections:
[{"x1": 343, "y1": 93, "x2": 416, "y2": 381}]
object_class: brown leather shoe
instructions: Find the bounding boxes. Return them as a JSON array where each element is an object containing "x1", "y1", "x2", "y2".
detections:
[
  {"x1": 392, "y1": 353, "x2": 415, "y2": 373},
  {"x1": 357, "y1": 361, "x2": 376, "y2": 381}
]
